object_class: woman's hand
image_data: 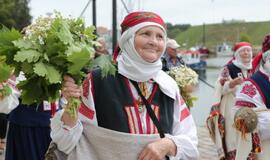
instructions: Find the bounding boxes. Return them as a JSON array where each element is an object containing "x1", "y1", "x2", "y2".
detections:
[
  {"x1": 61, "y1": 75, "x2": 82, "y2": 127},
  {"x1": 62, "y1": 75, "x2": 81, "y2": 100},
  {"x1": 229, "y1": 77, "x2": 243, "y2": 88},
  {"x1": 138, "y1": 138, "x2": 176, "y2": 160}
]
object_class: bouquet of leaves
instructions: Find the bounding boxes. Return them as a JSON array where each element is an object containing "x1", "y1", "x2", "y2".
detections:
[
  {"x1": 0, "y1": 56, "x2": 13, "y2": 99},
  {"x1": 168, "y1": 65, "x2": 199, "y2": 109},
  {"x1": 0, "y1": 13, "x2": 115, "y2": 117}
]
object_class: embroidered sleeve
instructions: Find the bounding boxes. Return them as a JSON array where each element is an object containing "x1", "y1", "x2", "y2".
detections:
[
  {"x1": 50, "y1": 73, "x2": 98, "y2": 154},
  {"x1": 235, "y1": 81, "x2": 270, "y2": 141},
  {"x1": 166, "y1": 95, "x2": 199, "y2": 160},
  {"x1": 79, "y1": 72, "x2": 98, "y2": 124},
  {"x1": 235, "y1": 81, "x2": 265, "y2": 109}
]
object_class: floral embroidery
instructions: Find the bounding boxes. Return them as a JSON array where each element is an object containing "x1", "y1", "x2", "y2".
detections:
[{"x1": 240, "y1": 84, "x2": 256, "y2": 98}]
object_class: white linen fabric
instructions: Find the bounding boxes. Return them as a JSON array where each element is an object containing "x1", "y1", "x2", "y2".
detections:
[{"x1": 51, "y1": 78, "x2": 199, "y2": 160}]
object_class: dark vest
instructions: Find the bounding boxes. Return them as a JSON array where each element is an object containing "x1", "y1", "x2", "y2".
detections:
[
  {"x1": 8, "y1": 100, "x2": 51, "y2": 127},
  {"x1": 250, "y1": 71, "x2": 270, "y2": 108},
  {"x1": 226, "y1": 63, "x2": 242, "y2": 79},
  {"x1": 91, "y1": 68, "x2": 174, "y2": 134}
]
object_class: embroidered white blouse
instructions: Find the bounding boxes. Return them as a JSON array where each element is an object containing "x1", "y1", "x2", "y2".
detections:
[
  {"x1": 51, "y1": 77, "x2": 199, "y2": 160},
  {"x1": 234, "y1": 68, "x2": 270, "y2": 141}
]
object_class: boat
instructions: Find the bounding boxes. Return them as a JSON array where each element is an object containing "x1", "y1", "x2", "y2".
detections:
[{"x1": 180, "y1": 48, "x2": 207, "y2": 80}]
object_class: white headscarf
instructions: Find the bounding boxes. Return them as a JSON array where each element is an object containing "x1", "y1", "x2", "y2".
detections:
[
  {"x1": 261, "y1": 50, "x2": 270, "y2": 76},
  {"x1": 117, "y1": 22, "x2": 178, "y2": 99},
  {"x1": 232, "y1": 46, "x2": 253, "y2": 70}
]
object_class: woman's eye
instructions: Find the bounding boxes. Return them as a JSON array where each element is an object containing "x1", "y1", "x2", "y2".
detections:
[
  {"x1": 157, "y1": 34, "x2": 164, "y2": 39},
  {"x1": 142, "y1": 32, "x2": 150, "y2": 36}
]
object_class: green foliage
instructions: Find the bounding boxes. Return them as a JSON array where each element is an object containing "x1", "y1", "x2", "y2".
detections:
[
  {"x1": 92, "y1": 54, "x2": 116, "y2": 78},
  {"x1": 0, "y1": 56, "x2": 13, "y2": 82},
  {"x1": 240, "y1": 33, "x2": 251, "y2": 42},
  {"x1": 0, "y1": 0, "x2": 32, "y2": 30},
  {"x1": 0, "y1": 56, "x2": 13, "y2": 97},
  {"x1": 172, "y1": 21, "x2": 270, "y2": 48},
  {"x1": 166, "y1": 23, "x2": 191, "y2": 39},
  {"x1": 0, "y1": 85, "x2": 12, "y2": 98},
  {"x1": 0, "y1": 13, "x2": 116, "y2": 118}
]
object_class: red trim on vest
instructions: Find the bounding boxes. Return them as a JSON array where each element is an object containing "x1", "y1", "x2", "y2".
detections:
[
  {"x1": 148, "y1": 83, "x2": 158, "y2": 103},
  {"x1": 50, "y1": 102, "x2": 57, "y2": 116},
  {"x1": 79, "y1": 103, "x2": 95, "y2": 120},
  {"x1": 124, "y1": 78, "x2": 144, "y2": 134},
  {"x1": 82, "y1": 73, "x2": 91, "y2": 98},
  {"x1": 180, "y1": 107, "x2": 190, "y2": 122}
]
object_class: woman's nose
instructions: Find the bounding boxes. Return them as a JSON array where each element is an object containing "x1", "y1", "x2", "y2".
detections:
[{"x1": 149, "y1": 36, "x2": 158, "y2": 44}]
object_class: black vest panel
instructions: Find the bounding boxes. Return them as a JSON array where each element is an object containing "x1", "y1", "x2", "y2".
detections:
[
  {"x1": 227, "y1": 63, "x2": 242, "y2": 79},
  {"x1": 250, "y1": 71, "x2": 270, "y2": 108},
  {"x1": 91, "y1": 68, "x2": 174, "y2": 134}
]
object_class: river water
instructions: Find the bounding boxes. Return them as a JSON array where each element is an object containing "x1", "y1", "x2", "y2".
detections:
[{"x1": 190, "y1": 68, "x2": 220, "y2": 126}]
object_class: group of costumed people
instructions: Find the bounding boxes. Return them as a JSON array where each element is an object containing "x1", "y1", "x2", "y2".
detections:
[
  {"x1": 0, "y1": 11, "x2": 199, "y2": 160},
  {"x1": 207, "y1": 34, "x2": 270, "y2": 160}
]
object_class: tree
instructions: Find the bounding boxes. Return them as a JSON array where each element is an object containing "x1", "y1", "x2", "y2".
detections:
[
  {"x1": 240, "y1": 33, "x2": 251, "y2": 42},
  {"x1": 0, "y1": 0, "x2": 32, "y2": 30},
  {"x1": 166, "y1": 22, "x2": 191, "y2": 39}
]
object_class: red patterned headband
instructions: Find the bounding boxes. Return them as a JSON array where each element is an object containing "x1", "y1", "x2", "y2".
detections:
[{"x1": 120, "y1": 11, "x2": 166, "y2": 34}]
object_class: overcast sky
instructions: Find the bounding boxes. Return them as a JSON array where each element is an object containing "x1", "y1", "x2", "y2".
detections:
[{"x1": 29, "y1": 0, "x2": 270, "y2": 28}]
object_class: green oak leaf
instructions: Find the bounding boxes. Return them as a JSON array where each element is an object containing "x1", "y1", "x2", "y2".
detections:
[
  {"x1": 92, "y1": 54, "x2": 116, "y2": 78},
  {"x1": 14, "y1": 49, "x2": 42, "y2": 63},
  {"x1": 34, "y1": 62, "x2": 61, "y2": 84}
]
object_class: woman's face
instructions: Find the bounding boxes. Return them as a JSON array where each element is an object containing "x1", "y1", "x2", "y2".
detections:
[
  {"x1": 134, "y1": 26, "x2": 165, "y2": 63},
  {"x1": 239, "y1": 47, "x2": 252, "y2": 64}
]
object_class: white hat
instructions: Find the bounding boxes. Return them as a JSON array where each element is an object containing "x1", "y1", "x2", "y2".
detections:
[{"x1": 166, "y1": 39, "x2": 180, "y2": 49}]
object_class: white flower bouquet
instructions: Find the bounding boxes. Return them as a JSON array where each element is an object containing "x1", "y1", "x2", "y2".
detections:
[{"x1": 168, "y1": 65, "x2": 199, "y2": 108}]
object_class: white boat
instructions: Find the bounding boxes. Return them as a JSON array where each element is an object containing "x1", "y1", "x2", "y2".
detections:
[{"x1": 216, "y1": 43, "x2": 233, "y2": 57}]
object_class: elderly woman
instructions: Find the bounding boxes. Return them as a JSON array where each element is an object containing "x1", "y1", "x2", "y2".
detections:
[
  {"x1": 50, "y1": 11, "x2": 199, "y2": 160},
  {"x1": 234, "y1": 34, "x2": 270, "y2": 160},
  {"x1": 207, "y1": 42, "x2": 253, "y2": 159}
]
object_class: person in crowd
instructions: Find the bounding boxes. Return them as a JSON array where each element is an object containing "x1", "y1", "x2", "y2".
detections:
[
  {"x1": 0, "y1": 113, "x2": 7, "y2": 154},
  {"x1": 50, "y1": 11, "x2": 199, "y2": 160},
  {"x1": 162, "y1": 38, "x2": 185, "y2": 71},
  {"x1": 94, "y1": 37, "x2": 109, "y2": 58},
  {"x1": 233, "y1": 34, "x2": 270, "y2": 159},
  {"x1": 207, "y1": 42, "x2": 253, "y2": 159},
  {"x1": 0, "y1": 73, "x2": 57, "y2": 160}
]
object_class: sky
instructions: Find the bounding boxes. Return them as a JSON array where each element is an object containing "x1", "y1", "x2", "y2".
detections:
[{"x1": 29, "y1": 0, "x2": 270, "y2": 29}]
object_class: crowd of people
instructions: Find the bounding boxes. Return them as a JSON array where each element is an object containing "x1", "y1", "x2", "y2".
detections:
[
  {"x1": 0, "y1": 10, "x2": 270, "y2": 160},
  {"x1": 207, "y1": 35, "x2": 270, "y2": 160}
]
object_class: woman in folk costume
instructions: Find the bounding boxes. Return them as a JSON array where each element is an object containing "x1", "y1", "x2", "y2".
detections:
[
  {"x1": 0, "y1": 73, "x2": 58, "y2": 160},
  {"x1": 50, "y1": 11, "x2": 199, "y2": 160},
  {"x1": 207, "y1": 42, "x2": 253, "y2": 159},
  {"x1": 233, "y1": 34, "x2": 270, "y2": 160}
]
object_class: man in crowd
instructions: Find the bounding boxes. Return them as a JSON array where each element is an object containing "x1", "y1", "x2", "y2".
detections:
[{"x1": 162, "y1": 39, "x2": 185, "y2": 71}]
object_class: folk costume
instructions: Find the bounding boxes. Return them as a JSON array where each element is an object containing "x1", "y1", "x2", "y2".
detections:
[
  {"x1": 0, "y1": 73, "x2": 58, "y2": 160},
  {"x1": 51, "y1": 11, "x2": 199, "y2": 160},
  {"x1": 234, "y1": 34, "x2": 270, "y2": 160},
  {"x1": 207, "y1": 42, "x2": 253, "y2": 159}
]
